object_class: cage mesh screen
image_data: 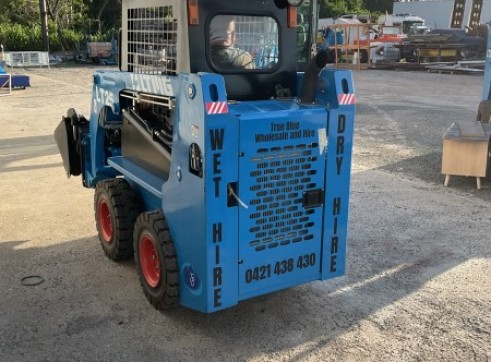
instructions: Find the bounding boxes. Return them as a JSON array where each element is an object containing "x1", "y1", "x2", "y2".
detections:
[
  {"x1": 127, "y1": 6, "x2": 177, "y2": 75},
  {"x1": 235, "y1": 16, "x2": 279, "y2": 68}
]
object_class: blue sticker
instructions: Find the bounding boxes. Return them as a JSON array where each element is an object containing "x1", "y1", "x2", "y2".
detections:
[{"x1": 182, "y1": 264, "x2": 202, "y2": 295}]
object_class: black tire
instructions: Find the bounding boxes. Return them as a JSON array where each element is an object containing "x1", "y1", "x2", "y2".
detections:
[
  {"x1": 94, "y1": 178, "x2": 139, "y2": 260},
  {"x1": 134, "y1": 210, "x2": 179, "y2": 310},
  {"x1": 459, "y1": 47, "x2": 478, "y2": 61}
]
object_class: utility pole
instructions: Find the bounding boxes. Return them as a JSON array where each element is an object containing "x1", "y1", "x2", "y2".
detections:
[{"x1": 39, "y1": 0, "x2": 50, "y2": 52}]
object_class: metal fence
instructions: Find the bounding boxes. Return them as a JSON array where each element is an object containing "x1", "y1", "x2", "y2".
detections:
[{"x1": 5, "y1": 52, "x2": 50, "y2": 69}]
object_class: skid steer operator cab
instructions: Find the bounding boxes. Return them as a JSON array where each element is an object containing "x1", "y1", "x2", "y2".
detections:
[
  {"x1": 55, "y1": 0, "x2": 356, "y2": 313},
  {"x1": 120, "y1": 0, "x2": 311, "y2": 100}
]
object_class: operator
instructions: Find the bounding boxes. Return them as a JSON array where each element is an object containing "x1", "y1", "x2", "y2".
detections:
[{"x1": 210, "y1": 16, "x2": 255, "y2": 70}]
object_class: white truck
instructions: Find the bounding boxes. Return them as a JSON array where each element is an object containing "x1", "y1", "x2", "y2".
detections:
[{"x1": 377, "y1": 13, "x2": 428, "y2": 36}]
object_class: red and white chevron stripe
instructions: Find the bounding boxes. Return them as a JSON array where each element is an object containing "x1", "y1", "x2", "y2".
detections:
[
  {"x1": 206, "y1": 101, "x2": 228, "y2": 115},
  {"x1": 337, "y1": 93, "x2": 356, "y2": 106}
]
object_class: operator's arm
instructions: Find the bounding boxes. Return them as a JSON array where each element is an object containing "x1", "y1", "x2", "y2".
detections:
[{"x1": 234, "y1": 49, "x2": 255, "y2": 69}]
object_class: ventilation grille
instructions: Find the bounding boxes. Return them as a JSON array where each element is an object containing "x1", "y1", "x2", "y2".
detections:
[{"x1": 246, "y1": 144, "x2": 321, "y2": 252}]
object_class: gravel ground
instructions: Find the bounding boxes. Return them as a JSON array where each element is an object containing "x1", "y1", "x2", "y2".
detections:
[{"x1": 0, "y1": 65, "x2": 490, "y2": 362}]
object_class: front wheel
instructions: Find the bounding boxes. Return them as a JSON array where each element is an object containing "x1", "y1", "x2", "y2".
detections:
[{"x1": 134, "y1": 210, "x2": 179, "y2": 310}]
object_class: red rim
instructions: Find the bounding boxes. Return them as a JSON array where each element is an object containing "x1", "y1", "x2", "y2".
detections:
[
  {"x1": 140, "y1": 233, "x2": 161, "y2": 288},
  {"x1": 98, "y1": 199, "x2": 113, "y2": 243}
]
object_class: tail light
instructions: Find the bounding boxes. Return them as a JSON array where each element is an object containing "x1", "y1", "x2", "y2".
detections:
[
  {"x1": 187, "y1": 0, "x2": 199, "y2": 25},
  {"x1": 288, "y1": 6, "x2": 297, "y2": 28}
]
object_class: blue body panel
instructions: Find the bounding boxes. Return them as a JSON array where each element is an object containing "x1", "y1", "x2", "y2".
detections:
[
  {"x1": 82, "y1": 72, "x2": 179, "y2": 187},
  {"x1": 161, "y1": 73, "x2": 241, "y2": 312},
  {"x1": 80, "y1": 67, "x2": 355, "y2": 313},
  {"x1": 236, "y1": 104, "x2": 327, "y2": 299}
]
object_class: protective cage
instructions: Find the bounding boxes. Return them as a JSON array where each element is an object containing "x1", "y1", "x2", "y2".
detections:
[{"x1": 121, "y1": 0, "x2": 190, "y2": 74}]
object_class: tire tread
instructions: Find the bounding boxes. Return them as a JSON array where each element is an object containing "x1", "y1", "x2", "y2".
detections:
[{"x1": 134, "y1": 210, "x2": 179, "y2": 310}]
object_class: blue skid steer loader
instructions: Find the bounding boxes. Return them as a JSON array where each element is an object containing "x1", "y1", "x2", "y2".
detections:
[{"x1": 54, "y1": 0, "x2": 356, "y2": 313}]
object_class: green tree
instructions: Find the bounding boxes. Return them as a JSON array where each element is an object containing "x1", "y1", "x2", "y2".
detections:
[
  {"x1": 0, "y1": 0, "x2": 88, "y2": 51},
  {"x1": 320, "y1": 0, "x2": 346, "y2": 18},
  {"x1": 320, "y1": 0, "x2": 368, "y2": 18},
  {"x1": 86, "y1": 0, "x2": 121, "y2": 34},
  {"x1": 319, "y1": 0, "x2": 393, "y2": 18},
  {"x1": 0, "y1": 0, "x2": 39, "y2": 25},
  {"x1": 363, "y1": 0, "x2": 393, "y2": 13},
  {"x1": 46, "y1": 0, "x2": 87, "y2": 50}
]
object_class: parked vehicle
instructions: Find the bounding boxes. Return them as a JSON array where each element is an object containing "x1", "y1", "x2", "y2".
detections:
[
  {"x1": 377, "y1": 13, "x2": 426, "y2": 35},
  {"x1": 398, "y1": 27, "x2": 486, "y2": 63},
  {"x1": 352, "y1": 13, "x2": 428, "y2": 64},
  {"x1": 427, "y1": 28, "x2": 486, "y2": 59}
]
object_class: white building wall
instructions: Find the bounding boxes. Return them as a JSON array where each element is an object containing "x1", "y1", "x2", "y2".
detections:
[{"x1": 394, "y1": 0, "x2": 491, "y2": 29}]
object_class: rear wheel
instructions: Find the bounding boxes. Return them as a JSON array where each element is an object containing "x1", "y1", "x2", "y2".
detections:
[
  {"x1": 94, "y1": 178, "x2": 139, "y2": 260},
  {"x1": 134, "y1": 210, "x2": 179, "y2": 310}
]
